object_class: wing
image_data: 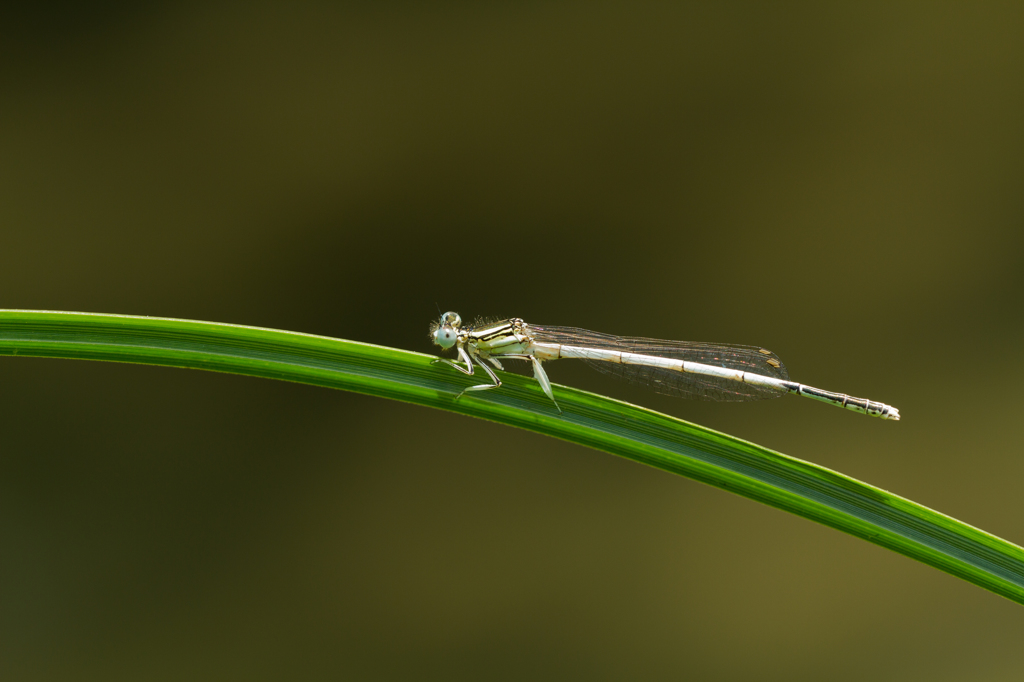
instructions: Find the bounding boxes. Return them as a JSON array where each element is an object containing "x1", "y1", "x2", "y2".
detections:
[{"x1": 530, "y1": 324, "x2": 790, "y2": 402}]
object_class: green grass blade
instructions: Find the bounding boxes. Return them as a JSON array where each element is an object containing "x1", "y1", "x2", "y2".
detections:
[{"x1": 2, "y1": 309, "x2": 1022, "y2": 604}]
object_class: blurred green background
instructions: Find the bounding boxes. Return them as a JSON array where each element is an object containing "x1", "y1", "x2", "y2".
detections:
[{"x1": 2, "y1": 2, "x2": 1023, "y2": 680}]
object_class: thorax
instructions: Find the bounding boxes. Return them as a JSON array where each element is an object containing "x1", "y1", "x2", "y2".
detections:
[{"x1": 465, "y1": 318, "x2": 534, "y2": 356}]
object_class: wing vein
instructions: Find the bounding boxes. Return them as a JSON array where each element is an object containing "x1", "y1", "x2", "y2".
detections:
[{"x1": 530, "y1": 324, "x2": 789, "y2": 402}]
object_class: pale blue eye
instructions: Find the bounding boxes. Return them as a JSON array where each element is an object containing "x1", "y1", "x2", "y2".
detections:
[{"x1": 433, "y1": 326, "x2": 456, "y2": 349}]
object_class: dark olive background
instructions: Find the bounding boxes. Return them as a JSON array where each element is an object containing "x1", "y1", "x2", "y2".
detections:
[{"x1": 2, "y1": 3, "x2": 1023, "y2": 680}]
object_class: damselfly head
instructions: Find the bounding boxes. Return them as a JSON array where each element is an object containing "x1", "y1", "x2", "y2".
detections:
[{"x1": 431, "y1": 311, "x2": 462, "y2": 349}]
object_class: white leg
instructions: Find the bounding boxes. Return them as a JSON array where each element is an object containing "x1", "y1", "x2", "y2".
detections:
[
  {"x1": 431, "y1": 346, "x2": 477, "y2": 375},
  {"x1": 459, "y1": 355, "x2": 502, "y2": 397},
  {"x1": 530, "y1": 356, "x2": 561, "y2": 414},
  {"x1": 481, "y1": 354, "x2": 562, "y2": 414},
  {"x1": 432, "y1": 346, "x2": 502, "y2": 398}
]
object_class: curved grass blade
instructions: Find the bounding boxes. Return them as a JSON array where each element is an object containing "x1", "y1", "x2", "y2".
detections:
[{"x1": 1, "y1": 309, "x2": 1022, "y2": 604}]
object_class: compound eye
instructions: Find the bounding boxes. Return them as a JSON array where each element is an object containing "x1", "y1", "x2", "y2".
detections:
[
  {"x1": 433, "y1": 325, "x2": 457, "y2": 349},
  {"x1": 441, "y1": 311, "x2": 462, "y2": 328}
]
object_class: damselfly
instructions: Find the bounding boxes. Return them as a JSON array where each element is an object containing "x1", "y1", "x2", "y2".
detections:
[{"x1": 430, "y1": 312, "x2": 900, "y2": 420}]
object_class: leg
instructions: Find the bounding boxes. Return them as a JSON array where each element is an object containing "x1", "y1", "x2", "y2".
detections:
[
  {"x1": 431, "y1": 345, "x2": 476, "y2": 374},
  {"x1": 458, "y1": 354, "x2": 502, "y2": 397},
  {"x1": 431, "y1": 346, "x2": 502, "y2": 397},
  {"x1": 530, "y1": 356, "x2": 561, "y2": 414},
  {"x1": 481, "y1": 354, "x2": 561, "y2": 414}
]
